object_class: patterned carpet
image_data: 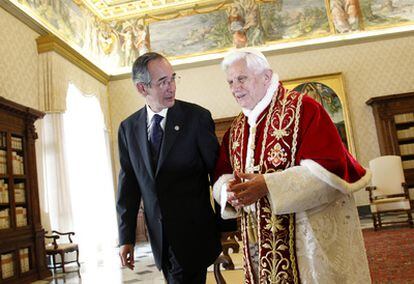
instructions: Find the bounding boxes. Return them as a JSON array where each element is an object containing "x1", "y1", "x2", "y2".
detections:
[{"x1": 363, "y1": 227, "x2": 414, "y2": 284}]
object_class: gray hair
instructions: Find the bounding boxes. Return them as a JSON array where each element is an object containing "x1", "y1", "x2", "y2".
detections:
[
  {"x1": 132, "y1": 52, "x2": 166, "y2": 85},
  {"x1": 221, "y1": 48, "x2": 270, "y2": 74}
]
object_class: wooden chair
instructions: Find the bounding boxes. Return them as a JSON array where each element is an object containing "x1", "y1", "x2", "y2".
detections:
[
  {"x1": 45, "y1": 231, "x2": 80, "y2": 273},
  {"x1": 366, "y1": 155, "x2": 413, "y2": 230},
  {"x1": 207, "y1": 232, "x2": 244, "y2": 284},
  {"x1": 220, "y1": 231, "x2": 241, "y2": 256}
]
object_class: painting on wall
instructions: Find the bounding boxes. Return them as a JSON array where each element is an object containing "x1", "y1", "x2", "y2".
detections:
[
  {"x1": 283, "y1": 73, "x2": 356, "y2": 156},
  {"x1": 149, "y1": 10, "x2": 233, "y2": 58},
  {"x1": 360, "y1": 0, "x2": 414, "y2": 28},
  {"x1": 260, "y1": 0, "x2": 331, "y2": 42}
]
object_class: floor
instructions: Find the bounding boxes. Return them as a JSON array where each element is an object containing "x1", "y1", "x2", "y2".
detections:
[
  {"x1": 33, "y1": 213, "x2": 413, "y2": 284},
  {"x1": 363, "y1": 227, "x2": 414, "y2": 283},
  {"x1": 33, "y1": 244, "x2": 165, "y2": 284}
]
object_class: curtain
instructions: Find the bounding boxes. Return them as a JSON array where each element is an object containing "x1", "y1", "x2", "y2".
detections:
[
  {"x1": 37, "y1": 83, "x2": 118, "y2": 265},
  {"x1": 36, "y1": 113, "x2": 74, "y2": 234}
]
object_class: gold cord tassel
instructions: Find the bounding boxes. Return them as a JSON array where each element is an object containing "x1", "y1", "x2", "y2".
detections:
[{"x1": 247, "y1": 211, "x2": 258, "y2": 243}]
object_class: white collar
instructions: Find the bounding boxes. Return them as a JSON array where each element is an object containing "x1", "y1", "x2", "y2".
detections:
[
  {"x1": 146, "y1": 105, "x2": 168, "y2": 125},
  {"x1": 242, "y1": 74, "x2": 279, "y2": 126}
]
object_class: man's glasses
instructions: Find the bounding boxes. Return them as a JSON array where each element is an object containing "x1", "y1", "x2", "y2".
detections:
[{"x1": 147, "y1": 74, "x2": 181, "y2": 89}]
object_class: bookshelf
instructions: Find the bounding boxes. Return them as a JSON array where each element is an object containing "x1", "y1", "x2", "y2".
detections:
[
  {"x1": 0, "y1": 97, "x2": 50, "y2": 283},
  {"x1": 366, "y1": 92, "x2": 414, "y2": 190}
]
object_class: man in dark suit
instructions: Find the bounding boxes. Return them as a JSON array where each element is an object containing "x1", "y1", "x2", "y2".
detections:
[{"x1": 116, "y1": 52, "x2": 222, "y2": 283}]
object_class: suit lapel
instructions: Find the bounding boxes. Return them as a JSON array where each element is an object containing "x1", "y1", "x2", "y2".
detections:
[
  {"x1": 133, "y1": 108, "x2": 154, "y2": 179},
  {"x1": 156, "y1": 101, "x2": 183, "y2": 175}
]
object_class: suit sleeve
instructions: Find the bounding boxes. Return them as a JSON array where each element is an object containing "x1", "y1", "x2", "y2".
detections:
[
  {"x1": 116, "y1": 123, "x2": 141, "y2": 246},
  {"x1": 197, "y1": 112, "x2": 237, "y2": 232},
  {"x1": 212, "y1": 129, "x2": 239, "y2": 230},
  {"x1": 196, "y1": 109, "x2": 219, "y2": 181}
]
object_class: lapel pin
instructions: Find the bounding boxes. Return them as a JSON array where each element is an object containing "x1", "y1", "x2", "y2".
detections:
[{"x1": 174, "y1": 125, "x2": 180, "y2": 131}]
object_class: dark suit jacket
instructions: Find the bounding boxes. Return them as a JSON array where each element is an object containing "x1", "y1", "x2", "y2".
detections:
[{"x1": 116, "y1": 100, "x2": 222, "y2": 271}]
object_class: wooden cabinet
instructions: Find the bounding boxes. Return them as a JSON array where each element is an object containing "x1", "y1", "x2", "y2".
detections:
[
  {"x1": 214, "y1": 117, "x2": 235, "y2": 143},
  {"x1": 0, "y1": 97, "x2": 50, "y2": 283},
  {"x1": 366, "y1": 92, "x2": 414, "y2": 188}
]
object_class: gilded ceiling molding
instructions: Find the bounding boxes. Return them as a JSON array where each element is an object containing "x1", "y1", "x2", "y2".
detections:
[
  {"x1": 80, "y1": 0, "x2": 231, "y2": 21},
  {"x1": 192, "y1": 2, "x2": 226, "y2": 14},
  {"x1": 36, "y1": 35, "x2": 109, "y2": 85},
  {"x1": 143, "y1": 0, "x2": 228, "y2": 22}
]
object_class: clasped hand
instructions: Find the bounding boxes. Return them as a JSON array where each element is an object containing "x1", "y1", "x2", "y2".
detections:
[{"x1": 227, "y1": 171, "x2": 268, "y2": 209}]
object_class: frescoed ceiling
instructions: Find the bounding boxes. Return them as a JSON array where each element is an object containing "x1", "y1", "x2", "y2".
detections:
[{"x1": 3, "y1": 0, "x2": 414, "y2": 76}]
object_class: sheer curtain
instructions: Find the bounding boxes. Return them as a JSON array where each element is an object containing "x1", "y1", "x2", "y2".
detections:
[
  {"x1": 38, "y1": 83, "x2": 118, "y2": 268},
  {"x1": 36, "y1": 114, "x2": 74, "y2": 234},
  {"x1": 62, "y1": 83, "x2": 118, "y2": 264}
]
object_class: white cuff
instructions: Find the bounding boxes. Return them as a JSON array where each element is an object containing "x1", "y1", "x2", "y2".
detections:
[
  {"x1": 212, "y1": 174, "x2": 240, "y2": 219},
  {"x1": 300, "y1": 159, "x2": 371, "y2": 193}
]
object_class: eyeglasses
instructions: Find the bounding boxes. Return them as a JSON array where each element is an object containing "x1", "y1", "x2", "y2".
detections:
[{"x1": 147, "y1": 74, "x2": 181, "y2": 89}]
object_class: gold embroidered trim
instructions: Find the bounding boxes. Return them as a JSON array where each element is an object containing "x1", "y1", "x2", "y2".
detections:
[
  {"x1": 290, "y1": 93, "x2": 305, "y2": 166},
  {"x1": 289, "y1": 214, "x2": 299, "y2": 283}
]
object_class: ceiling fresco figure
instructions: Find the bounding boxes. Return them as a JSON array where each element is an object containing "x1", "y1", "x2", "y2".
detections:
[
  {"x1": 97, "y1": 22, "x2": 117, "y2": 56},
  {"x1": 118, "y1": 20, "x2": 137, "y2": 66},
  {"x1": 133, "y1": 19, "x2": 150, "y2": 56},
  {"x1": 331, "y1": 0, "x2": 360, "y2": 33},
  {"x1": 243, "y1": 0, "x2": 265, "y2": 46},
  {"x1": 228, "y1": 4, "x2": 248, "y2": 48}
]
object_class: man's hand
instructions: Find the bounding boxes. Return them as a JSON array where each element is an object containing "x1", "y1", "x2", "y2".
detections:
[
  {"x1": 119, "y1": 244, "x2": 135, "y2": 270},
  {"x1": 227, "y1": 172, "x2": 268, "y2": 207}
]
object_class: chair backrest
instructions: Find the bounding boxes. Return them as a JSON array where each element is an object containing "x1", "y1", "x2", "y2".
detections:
[{"x1": 369, "y1": 155, "x2": 405, "y2": 196}]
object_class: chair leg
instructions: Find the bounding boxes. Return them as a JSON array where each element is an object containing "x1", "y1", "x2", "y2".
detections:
[
  {"x1": 407, "y1": 210, "x2": 413, "y2": 228},
  {"x1": 76, "y1": 249, "x2": 80, "y2": 267},
  {"x1": 371, "y1": 213, "x2": 377, "y2": 230},
  {"x1": 377, "y1": 213, "x2": 382, "y2": 229},
  {"x1": 52, "y1": 255, "x2": 57, "y2": 271},
  {"x1": 60, "y1": 252, "x2": 65, "y2": 273}
]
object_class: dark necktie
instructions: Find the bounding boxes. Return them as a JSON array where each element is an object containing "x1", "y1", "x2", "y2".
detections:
[{"x1": 149, "y1": 114, "x2": 163, "y2": 167}]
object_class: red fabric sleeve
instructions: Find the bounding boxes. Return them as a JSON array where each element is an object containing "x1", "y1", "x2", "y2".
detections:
[
  {"x1": 295, "y1": 96, "x2": 365, "y2": 183},
  {"x1": 213, "y1": 130, "x2": 234, "y2": 182}
]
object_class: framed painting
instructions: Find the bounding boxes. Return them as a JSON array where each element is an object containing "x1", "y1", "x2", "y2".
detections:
[{"x1": 282, "y1": 73, "x2": 356, "y2": 156}]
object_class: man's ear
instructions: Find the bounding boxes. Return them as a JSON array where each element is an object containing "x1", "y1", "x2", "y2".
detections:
[
  {"x1": 135, "y1": 83, "x2": 147, "y2": 96},
  {"x1": 263, "y1": 69, "x2": 273, "y2": 83}
]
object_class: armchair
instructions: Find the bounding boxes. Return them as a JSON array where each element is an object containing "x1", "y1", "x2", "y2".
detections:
[
  {"x1": 366, "y1": 155, "x2": 413, "y2": 230},
  {"x1": 45, "y1": 230, "x2": 80, "y2": 273}
]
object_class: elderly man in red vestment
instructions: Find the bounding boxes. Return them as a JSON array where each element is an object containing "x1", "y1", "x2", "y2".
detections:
[{"x1": 213, "y1": 49, "x2": 371, "y2": 283}]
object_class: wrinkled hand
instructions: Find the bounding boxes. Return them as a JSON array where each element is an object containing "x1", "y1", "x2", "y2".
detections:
[
  {"x1": 227, "y1": 172, "x2": 268, "y2": 208},
  {"x1": 119, "y1": 244, "x2": 135, "y2": 270}
]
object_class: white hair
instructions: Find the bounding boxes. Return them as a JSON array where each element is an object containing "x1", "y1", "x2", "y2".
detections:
[{"x1": 221, "y1": 48, "x2": 271, "y2": 74}]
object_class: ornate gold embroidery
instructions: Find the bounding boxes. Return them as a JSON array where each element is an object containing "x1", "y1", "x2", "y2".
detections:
[{"x1": 267, "y1": 143, "x2": 288, "y2": 168}]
